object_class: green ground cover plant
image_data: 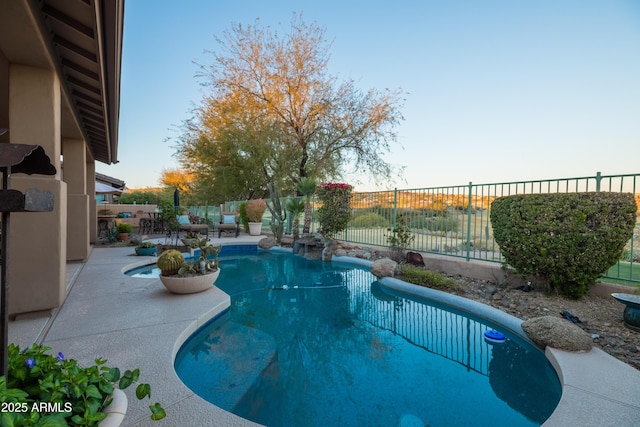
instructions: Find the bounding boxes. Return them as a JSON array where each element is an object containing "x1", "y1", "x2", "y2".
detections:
[
  {"x1": 491, "y1": 192, "x2": 637, "y2": 299},
  {"x1": 0, "y1": 344, "x2": 165, "y2": 426},
  {"x1": 395, "y1": 265, "x2": 462, "y2": 291}
]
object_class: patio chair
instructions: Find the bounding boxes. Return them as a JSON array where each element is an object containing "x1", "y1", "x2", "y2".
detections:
[
  {"x1": 177, "y1": 214, "x2": 209, "y2": 235},
  {"x1": 217, "y1": 206, "x2": 239, "y2": 238}
]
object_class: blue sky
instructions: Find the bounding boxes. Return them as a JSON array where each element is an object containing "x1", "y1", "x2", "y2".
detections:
[{"x1": 97, "y1": 0, "x2": 640, "y2": 191}]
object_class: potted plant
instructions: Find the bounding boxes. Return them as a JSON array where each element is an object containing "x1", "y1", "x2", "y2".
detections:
[
  {"x1": 134, "y1": 241, "x2": 157, "y2": 256},
  {"x1": 180, "y1": 231, "x2": 200, "y2": 247},
  {"x1": 246, "y1": 199, "x2": 267, "y2": 236},
  {"x1": 0, "y1": 343, "x2": 165, "y2": 426},
  {"x1": 156, "y1": 238, "x2": 221, "y2": 294},
  {"x1": 116, "y1": 223, "x2": 132, "y2": 241}
]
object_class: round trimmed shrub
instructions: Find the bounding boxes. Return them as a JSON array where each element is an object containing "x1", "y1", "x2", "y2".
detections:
[
  {"x1": 117, "y1": 223, "x2": 132, "y2": 234},
  {"x1": 490, "y1": 192, "x2": 637, "y2": 299}
]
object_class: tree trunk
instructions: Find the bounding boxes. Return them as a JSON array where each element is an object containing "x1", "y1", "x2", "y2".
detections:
[
  {"x1": 293, "y1": 217, "x2": 300, "y2": 240},
  {"x1": 303, "y1": 201, "x2": 312, "y2": 234}
]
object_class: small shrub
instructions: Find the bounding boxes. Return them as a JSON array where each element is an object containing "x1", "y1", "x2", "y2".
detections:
[
  {"x1": 396, "y1": 265, "x2": 462, "y2": 291},
  {"x1": 620, "y1": 249, "x2": 640, "y2": 263},
  {"x1": 349, "y1": 212, "x2": 391, "y2": 228},
  {"x1": 414, "y1": 215, "x2": 459, "y2": 233},
  {"x1": 238, "y1": 202, "x2": 249, "y2": 232},
  {"x1": 418, "y1": 207, "x2": 448, "y2": 218},
  {"x1": 116, "y1": 223, "x2": 132, "y2": 234},
  {"x1": 385, "y1": 216, "x2": 415, "y2": 262},
  {"x1": 369, "y1": 206, "x2": 396, "y2": 219},
  {"x1": 490, "y1": 192, "x2": 637, "y2": 299},
  {"x1": 106, "y1": 228, "x2": 118, "y2": 243}
]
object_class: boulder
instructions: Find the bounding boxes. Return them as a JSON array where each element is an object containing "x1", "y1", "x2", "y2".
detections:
[
  {"x1": 521, "y1": 316, "x2": 593, "y2": 352},
  {"x1": 292, "y1": 234, "x2": 325, "y2": 260},
  {"x1": 322, "y1": 239, "x2": 340, "y2": 261},
  {"x1": 296, "y1": 235, "x2": 319, "y2": 247},
  {"x1": 406, "y1": 251, "x2": 425, "y2": 266},
  {"x1": 257, "y1": 236, "x2": 277, "y2": 249},
  {"x1": 371, "y1": 258, "x2": 397, "y2": 278},
  {"x1": 334, "y1": 248, "x2": 347, "y2": 257},
  {"x1": 347, "y1": 249, "x2": 369, "y2": 259}
]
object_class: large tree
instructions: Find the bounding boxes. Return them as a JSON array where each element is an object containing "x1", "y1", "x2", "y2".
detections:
[{"x1": 176, "y1": 14, "x2": 404, "y2": 201}]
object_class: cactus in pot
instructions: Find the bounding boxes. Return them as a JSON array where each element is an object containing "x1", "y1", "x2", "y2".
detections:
[{"x1": 157, "y1": 249, "x2": 185, "y2": 276}]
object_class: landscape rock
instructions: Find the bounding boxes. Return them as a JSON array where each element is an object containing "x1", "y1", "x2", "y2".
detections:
[
  {"x1": 370, "y1": 258, "x2": 397, "y2": 278},
  {"x1": 257, "y1": 236, "x2": 277, "y2": 249},
  {"x1": 521, "y1": 316, "x2": 593, "y2": 352},
  {"x1": 292, "y1": 234, "x2": 325, "y2": 260},
  {"x1": 322, "y1": 239, "x2": 340, "y2": 262},
  {"x1": 406, "y1": 251, "x2": 425, "y2": 266},
  {"x1": 334, "y1": 248, "x2": 347, "y2": 257}
]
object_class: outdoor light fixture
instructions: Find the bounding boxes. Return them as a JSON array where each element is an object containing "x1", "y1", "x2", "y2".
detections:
[{"x1": 0, "y1": 140, "x2": 56, "y2": 376}]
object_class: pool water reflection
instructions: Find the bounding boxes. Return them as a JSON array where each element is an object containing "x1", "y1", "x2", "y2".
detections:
[{"x1": 174, "y1": 251, "x2": 561, "y2": 427}]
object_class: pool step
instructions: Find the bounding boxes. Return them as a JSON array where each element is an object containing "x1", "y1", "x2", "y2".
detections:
[{"x1": 178, "y1": 320, "x2": 277, "y2": 411}]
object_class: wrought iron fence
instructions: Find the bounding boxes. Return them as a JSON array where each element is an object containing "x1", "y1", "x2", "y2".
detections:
[
  {"x1": 337, "y1": 172, "x2": 639, "y2": 284},
  {"x1": 206, "y1": 172, "x2": 639, "y2": 284}
]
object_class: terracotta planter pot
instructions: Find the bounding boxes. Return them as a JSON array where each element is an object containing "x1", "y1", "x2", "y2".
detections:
[
  {"x1": 159, "y1": 269, "x2": 220, "y2": 294},
  {"x1": 248, "y1": 222, "x2": 262, "y2": 236},
  {"x1": 116, "y1": 233, "x2": 129, "y2": 241}
]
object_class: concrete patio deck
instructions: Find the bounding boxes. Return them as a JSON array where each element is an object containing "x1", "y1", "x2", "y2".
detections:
[{"x1": 8, "y1": 236, "x2": 640, "y2": 426}]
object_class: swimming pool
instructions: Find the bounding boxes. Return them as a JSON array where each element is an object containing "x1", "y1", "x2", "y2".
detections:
[{"x1": 174, "y1": 251, "x2": 561, "y2": 427}]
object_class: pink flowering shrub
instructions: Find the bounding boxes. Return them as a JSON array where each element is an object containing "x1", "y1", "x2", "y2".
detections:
[{"x1": 316, "y1": 182, "x2": 353, "y2": 238}]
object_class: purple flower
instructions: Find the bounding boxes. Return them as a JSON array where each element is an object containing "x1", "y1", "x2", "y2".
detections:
[
  {"x1": 57, "y1": 352, "x2": 65, "y2": 361},
  {"x1": 25, "y1": 357, "x2": 35, "y2": 368}
]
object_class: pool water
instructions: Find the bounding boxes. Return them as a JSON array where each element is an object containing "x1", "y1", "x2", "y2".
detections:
[{"x1": 174, "y1": 252, "x2": 561, "y2": 427}]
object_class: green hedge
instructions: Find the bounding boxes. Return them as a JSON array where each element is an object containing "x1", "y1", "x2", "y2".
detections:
[{"x1": 490, "y1": 192, "x2": 637, "y2": 299}]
